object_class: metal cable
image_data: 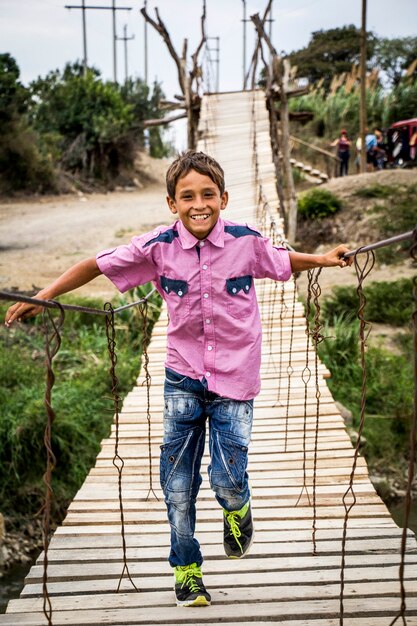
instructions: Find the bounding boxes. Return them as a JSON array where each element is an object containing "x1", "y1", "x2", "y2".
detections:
[
  {"x1": 339, "y1": 248, "x2": 375, "y2": 625},
  {"x1": 104, "y1": 302, "x2": 139, "y2": 593},
  {"x1": 283, "y1": 277, "x2": 297, "y2": 452},
  {"x1": 0, "y1": 288, "x2": 157, "y2": 316},
  {"x1": 41, "y1": 301, "x2": 65, "y2": 626},
  {"x1": 389, "y1": 226, "x2": 417, "y2": 626},
  {"x1": 310, "y1": 268, "x2": 324, "y2": 555},
  {"x1": 140, "y1": 301, "x2": 159, "y2": 501},
  {"x1": 296, "y1": 269, "x2": 314, "y2": 508}
]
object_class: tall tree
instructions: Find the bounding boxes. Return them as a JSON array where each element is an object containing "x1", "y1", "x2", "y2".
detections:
[
  {"x1": 372, "y1": 36, "x2": 417, "y2": 87},
  {"x1": 288, "y1": 25, "x2": 376, "y2": 91}
]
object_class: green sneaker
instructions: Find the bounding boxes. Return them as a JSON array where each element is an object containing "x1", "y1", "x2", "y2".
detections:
[
  {"x1": 174, "y1": 563, "x2": 211, "y2": 607},
  {"x1": 223, "y1": 501, "x2": 254, "y2": 558}
]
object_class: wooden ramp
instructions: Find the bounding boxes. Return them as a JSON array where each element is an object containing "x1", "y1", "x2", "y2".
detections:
[{"x1": 2, "y1": 90, "x2": 417, "y2": 625}]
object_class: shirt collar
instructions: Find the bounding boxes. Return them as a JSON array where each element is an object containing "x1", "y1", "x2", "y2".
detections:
[{"x1": 177, "y1": 217, "x2": 225, "y2": 249}]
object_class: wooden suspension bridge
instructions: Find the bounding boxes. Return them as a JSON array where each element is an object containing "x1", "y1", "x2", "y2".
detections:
[{"x1": 1, "y1": 90, "x2": 417, "y2": 625}]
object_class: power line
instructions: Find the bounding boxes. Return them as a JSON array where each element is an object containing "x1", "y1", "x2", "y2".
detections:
[
  {"x1": 206, "y1": 36, "x2": 220, "y2": 92},
  {"x1": 116, "y1": 23, "x2": 135, "y2": 82},
  {"x1": 241, "y1": 0, "x2": 274, "y2": 90},
  {"x1": 65, "y1": 1, "x2": 132, "y2": 82}
]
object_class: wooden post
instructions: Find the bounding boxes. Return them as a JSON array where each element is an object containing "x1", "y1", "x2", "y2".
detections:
[
  {"x1": 359, "y1": 0, "x2": 367, "y2": 174},
  {"x1": 277, "y1": 58, "x2": 298, "y2": 244}
]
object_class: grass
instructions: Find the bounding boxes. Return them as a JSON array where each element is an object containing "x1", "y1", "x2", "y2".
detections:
[
  {"x1": 354, "y1": 183, "x2": 417, "y2": 264},
  {"x1": 315, "y1": 279, "x2": 415, "y2": 477},
  {"x1": 0, "y1": 287, "x2": 161, "y2": 521},
  {"x1": 322, "y1": 278, "x2": 415, "y2": 326}
]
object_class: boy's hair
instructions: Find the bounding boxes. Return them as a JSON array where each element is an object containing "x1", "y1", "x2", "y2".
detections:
[{"x1": 166, "y1": 150, "x2": 225, "y2": 199}]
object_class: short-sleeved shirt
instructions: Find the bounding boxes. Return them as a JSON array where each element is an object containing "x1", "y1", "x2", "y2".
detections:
[{"x1": 96, "y1": 217, "x2": 292, "y2": 400}]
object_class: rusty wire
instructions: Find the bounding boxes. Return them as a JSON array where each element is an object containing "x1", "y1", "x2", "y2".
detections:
[
  {"x1": 275, "y1": 281, "x2": 288, "y2": 406},
  {"x1": 104, "y1": 302, "x2": 139, "y2": 593},
  {"x1": 309, "y1": 268, "x2": 325, "y2": 555},
  {"x1": 283, "y1": 277, "x2": 297, "y2": 452},
  {"x1": 389, "y1": 227, "x2": 417, "y2": 626},
  {"x1": 41, "y1": 302, "x2": 65, "y2": 626},
  {"x1": 139, "y1": 300, "x2": 159, "y2": 501},
  {"x1": 339, "y1": 249, "x2": 375, "y2": 624},
  {"x1": 296, "y1": 269, "x2": 314, "y2": 508}
]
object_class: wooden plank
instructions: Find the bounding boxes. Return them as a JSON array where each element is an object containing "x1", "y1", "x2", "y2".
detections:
[{"x1": 4, "y1": 89, "x2": 416, "y2": 626}]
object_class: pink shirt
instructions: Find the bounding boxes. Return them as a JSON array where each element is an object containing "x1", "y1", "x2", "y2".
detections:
[{"x1": 96, "y1": 217, "x2": 292, "y2": 400}]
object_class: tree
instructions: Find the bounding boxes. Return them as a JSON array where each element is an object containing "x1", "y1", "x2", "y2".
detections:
[
  {"x1": 288, "y1": 25, "x2": 376, "y2": 91},
  {"x1": 0, "y1": 54, "x2": 55, "y2": 193},
  {"x1": 372, "y1": 36, "x2": 417, "y2": 87}
]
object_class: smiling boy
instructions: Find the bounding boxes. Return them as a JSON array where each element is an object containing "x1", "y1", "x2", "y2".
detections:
[{"x1": 5, "y1": 150, "x2": 351, "y2": 607}]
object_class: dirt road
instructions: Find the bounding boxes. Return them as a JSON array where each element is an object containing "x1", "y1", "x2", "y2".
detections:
[
  {"x1": 0, "y1": 183, "x2": 169, "y2": 299},
  {"x1": 1, "y1": 167, "x2": 415, "y2": 302}
]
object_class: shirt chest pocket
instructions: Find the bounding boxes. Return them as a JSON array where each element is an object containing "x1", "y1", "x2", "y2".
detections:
[
  {"x1": 160, "y1": 276, "x2": 190, "y2": 321},
  {"x1": 225, "y1": 275, "x2": 253, "y2": 319}
]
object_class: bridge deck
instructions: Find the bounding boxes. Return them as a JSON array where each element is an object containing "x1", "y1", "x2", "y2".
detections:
[{"x1": 2, "y1": 90, "x2": 416, "y2": 625}]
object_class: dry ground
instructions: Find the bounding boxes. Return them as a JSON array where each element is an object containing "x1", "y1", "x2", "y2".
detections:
[{"x1": 1, "y1": 164, "x2": 415, "y2": 304}]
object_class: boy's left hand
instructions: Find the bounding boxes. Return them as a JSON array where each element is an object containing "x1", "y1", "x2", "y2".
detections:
[{"x1": 322, "y1": 245, "x2": 353, "y2": 268}]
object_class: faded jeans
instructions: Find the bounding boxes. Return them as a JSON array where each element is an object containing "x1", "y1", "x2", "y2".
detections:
[{"x1": 161, "y1": 367, "x2": 253, "y2": 567}]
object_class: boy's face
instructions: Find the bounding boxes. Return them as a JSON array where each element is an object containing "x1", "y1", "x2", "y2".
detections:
[{"x1": 167, "y1": 169, "x2": 228, "y2": 240}]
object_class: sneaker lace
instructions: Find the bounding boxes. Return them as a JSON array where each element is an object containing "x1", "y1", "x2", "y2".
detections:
[
  {"x1": 226, "y1": 511, "x2": 243, "y2": 553},
  {"x1": 176, "y1": 564, "x2": 203, "y2": 593}
]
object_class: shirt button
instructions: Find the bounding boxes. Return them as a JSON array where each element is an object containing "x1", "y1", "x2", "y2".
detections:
[
  {"x1": 199, "y1": 241, "x2": 205, "y2": 247},
  {"x1": 203, "y1": 293, "x2": 209, "y2": 298},
  {"x1": 206, "y1": 319, "x2": 211, "y2": 324},
  {"x1": 205, "y1": 371, "x2": 211, "y2": 377},
  {"x1": 202, "y1": 264, "x2": 208, "y2": 270},
  {"x1": 232, "y1": 287, "x2": 237, "y2": 293},
  {"x1": 207, "y1": 345, "x2": 213, "y2": 351},
  {"x1": 165, "y1": 286, "x2": 169, "y2": 292},
  {"x1": 178, "y1": 290, "x2": 183, "y2": 296}
]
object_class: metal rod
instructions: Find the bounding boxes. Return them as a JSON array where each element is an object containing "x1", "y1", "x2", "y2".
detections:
[{"x1": 343, "y1": 229, "x2": 415, "y2": 259}]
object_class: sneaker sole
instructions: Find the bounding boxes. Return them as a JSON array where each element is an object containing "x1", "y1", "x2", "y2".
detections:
[{"x1": 176, "y1": 595, "x2": 211, "y2": 607}]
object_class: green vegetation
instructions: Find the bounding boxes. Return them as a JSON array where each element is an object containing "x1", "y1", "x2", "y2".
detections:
[
  {"x1": 288, "y1": 28, "x2": 417, "y2": 92},
  {"x1": 322, "y1": 279, "x2": 414, "y2": 326},
  {"x1": 0, "y1": 288, "x2": 161, "y2": 520},
  {"x1": 298, "y1": 188, "x2": 342, "y2": 219},
  {"x1": 353, "y1": 184, "x2": 398, "y2": 199},
  {"x1": 0, "y1": 56, "x2": 170, "y2": 194},
  {"x1": 369, "y1": 184, "x2": 417, "y2": 263},
  {"x1": 316, "y1": 280, "x2": 414, "y2": 475}
]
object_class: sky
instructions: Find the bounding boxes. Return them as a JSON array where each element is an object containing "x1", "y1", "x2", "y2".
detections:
[{"x1": 1, "y1": 0, "x2": 416, "y2": 149}]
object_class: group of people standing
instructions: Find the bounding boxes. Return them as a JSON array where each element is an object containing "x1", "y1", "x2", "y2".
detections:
[{"x1": 331, "y1": 127, "x2": 387, "y2": 176}]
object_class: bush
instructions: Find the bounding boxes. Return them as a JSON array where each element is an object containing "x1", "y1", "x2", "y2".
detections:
[
  {"x1": 318, "y1": 317, "x2": 413, "y2": 471},
  {"x1": 0, "y1": 290, "x2": 161, "y2": 519},
  {"x1": 298, "y1": 188, "x2": 342, "y2": 219},
  {"x1": 322, "y1": 278, "x2": 414, "y2": 326},
  {"x1": 354, "y1": 184, "x2": 398, "y2": 198}
]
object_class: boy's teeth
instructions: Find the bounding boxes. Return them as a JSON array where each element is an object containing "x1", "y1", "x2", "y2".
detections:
[{"x1": 191, "y1": 215, "x2": 209, "y2": 220}]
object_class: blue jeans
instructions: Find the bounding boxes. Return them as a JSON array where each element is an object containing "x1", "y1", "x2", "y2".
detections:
[{"x1": 161, "y1": 368, "x2": 253, "y2": 567}]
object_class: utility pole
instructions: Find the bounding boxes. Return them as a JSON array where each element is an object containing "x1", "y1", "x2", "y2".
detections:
[
  {"x1": 144, "y1": 0, "x2": 149, "y2": 85},
  {"x1": 116, "y1": 24, "x2": 135, "y2": 82},
  {"x1": 242, "y1": 0, "x2": 247, "y2": 90},
  {"x1": 65, "y1": 1, "x2": 132, "y2": 82},
  {"x1": 206, "y1": 36, "x2": 220, "y2": 92},
  {"x1": 359, "y1": 0, "x2": 367, "y2": 174},
  {"x1": 242, "y1": 0, "x2": 274, "y2": 90}
]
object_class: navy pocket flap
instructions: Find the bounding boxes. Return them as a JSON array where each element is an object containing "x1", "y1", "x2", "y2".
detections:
[
  {"x1": 161, "y1": 276, "x2": 188, "y2": 297},
  {"x1": 226, "y1": 275, "x2": 253, "y2": 296}
]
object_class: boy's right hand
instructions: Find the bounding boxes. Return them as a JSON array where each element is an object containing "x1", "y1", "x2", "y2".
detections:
[{"x1": 5, "y1": 301, "x2": 44, "y2": 327}]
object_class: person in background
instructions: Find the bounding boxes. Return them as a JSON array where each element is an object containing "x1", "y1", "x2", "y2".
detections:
[
  {"x1": 331, "y1": 129, "x2": 351, "y2": 177},
  {"x1": 374, "y1": 128, "x2": 387, "y2": 170}
]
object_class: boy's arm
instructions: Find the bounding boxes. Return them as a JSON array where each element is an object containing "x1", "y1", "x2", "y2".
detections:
[
  {"x1": 5, "y1": 257, "x2": 102, "y2": 327},
  {"x1": 288, "y1": 244, "x2": 352, "y2": 273}
]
